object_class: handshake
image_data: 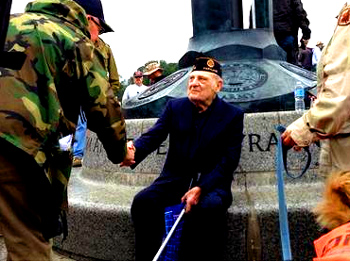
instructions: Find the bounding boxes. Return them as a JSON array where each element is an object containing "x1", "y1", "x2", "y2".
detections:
[{"x1": 120, "y1": 141, "x2": 136, "y2": 167}]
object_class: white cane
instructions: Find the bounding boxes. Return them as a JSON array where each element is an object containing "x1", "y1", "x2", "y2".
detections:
[
  {"x1": 152, "y1": 208, "x2": 186, "y2": 261},
  {"x1": 152, "y1": 175, "x2": 200, "y2": 261}
]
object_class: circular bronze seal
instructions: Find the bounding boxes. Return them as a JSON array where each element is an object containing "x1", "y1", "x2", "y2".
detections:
[
  {"x1": 222, "y1": 63, "x2": 268, "y2": 92},
  {"x1": 207, "y1": 59, "x2": 215, "y2": 68}
]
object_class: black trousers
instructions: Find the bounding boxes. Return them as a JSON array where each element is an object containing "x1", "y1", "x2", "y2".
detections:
[{"x1": 131, "y1": 182, "x2": 228, "y2": 261}]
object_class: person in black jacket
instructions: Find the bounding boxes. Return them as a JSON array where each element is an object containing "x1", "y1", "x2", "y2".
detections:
[
  {"x1": 121, "y1": 57, "x2": 244, "y2": 260},
  {"x1": 273, "y1": 0, "x2": 311, "y2": 65},
  {"x1": 298, "y1": 38, "x2": 313, "y2": 70}
]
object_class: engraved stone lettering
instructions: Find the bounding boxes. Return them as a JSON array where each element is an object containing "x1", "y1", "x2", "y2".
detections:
[
  {"x1": 265, "y1": 133, "x2": 278, "y2": 152},
  {"x1": 248, "y1": 134, "x2": 264, "y2": 152}
]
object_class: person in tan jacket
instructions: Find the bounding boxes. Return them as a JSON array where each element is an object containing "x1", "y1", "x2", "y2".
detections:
[{"x1": 282, "y1": 3, "x2": 350, "y2": 176}]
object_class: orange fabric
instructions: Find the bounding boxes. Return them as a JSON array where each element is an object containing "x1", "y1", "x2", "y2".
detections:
[{"x1": 313, "y1": 222, "x2": 350, "y2": 261}]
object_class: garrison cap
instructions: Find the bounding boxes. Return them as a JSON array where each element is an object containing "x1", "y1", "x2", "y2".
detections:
[
  {"x1": 74, "y1": 0, "x2": 113, "y2": 33},
  {"x1": 191, "y1": 57, "x2": 222, "y2": 77}
]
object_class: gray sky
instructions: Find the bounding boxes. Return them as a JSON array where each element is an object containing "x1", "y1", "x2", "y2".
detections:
[
  {"x1": 99, "y1": 0, "x2": 192, "y2": 79},
  {"x1": 10, "y1": 0, "x2": 347, "y2": 80},
  {"x1": 302, "y1": 0, "x2": 345, "y2": 46}
]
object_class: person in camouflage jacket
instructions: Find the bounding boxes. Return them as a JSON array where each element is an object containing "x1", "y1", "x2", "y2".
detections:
[
  {"x1": 72, "y1": 14, "x2": 121, "y2": 167},
  {"x1": 0, "y1": 0, "x2": 131, "y2": 259}
]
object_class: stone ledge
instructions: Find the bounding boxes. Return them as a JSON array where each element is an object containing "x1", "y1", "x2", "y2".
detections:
[
  {"x1": 79, "y1": 167, "x2": 322, "y2": 188},
  {"x1": 84, "y1": 111, "x2": 322, "y2": 184}
]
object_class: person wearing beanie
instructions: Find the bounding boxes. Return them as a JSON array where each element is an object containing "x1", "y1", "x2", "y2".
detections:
[
  {"x1": 121, "y1": 57, "x2": 244, "y2": 260},
  {"x1": 0, "y1": 0, "x2": 132, "y2": 259}
]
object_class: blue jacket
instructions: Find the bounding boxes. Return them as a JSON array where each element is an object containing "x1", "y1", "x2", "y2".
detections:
[{"x1": 133, "y1": 96, "x2": 244, "y2": 207}]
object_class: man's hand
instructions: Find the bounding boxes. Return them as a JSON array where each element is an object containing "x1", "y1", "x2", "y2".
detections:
[
  {"x1": 120, "y1": 141, "x2": 135, "y2": 167},
  {"x1": 281, "y1": 130, "x2": 297, "y2": 149},
  {"x1": 181, "y1": 186, "x2": 201, "y2": 213}
]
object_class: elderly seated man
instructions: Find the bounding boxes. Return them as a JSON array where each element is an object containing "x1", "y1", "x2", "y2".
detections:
[{"x1": 121, "y1": 56, "x2": 244, "y2": 260}]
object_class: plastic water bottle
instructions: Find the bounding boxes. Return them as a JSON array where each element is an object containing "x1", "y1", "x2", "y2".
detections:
[{"x1": 294, "y1": 81, "x2": 305, "y2": 113}]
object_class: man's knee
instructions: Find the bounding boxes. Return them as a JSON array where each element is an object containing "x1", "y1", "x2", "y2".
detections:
[
  {"x1": 131, "y1": 187, "x2": 165, "y2": 222},
  {"x1": 131, "y1": 188, "x2": 156, "y2": 210}
]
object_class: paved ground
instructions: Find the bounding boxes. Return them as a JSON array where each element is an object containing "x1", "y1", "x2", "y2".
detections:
[{"x1": 0, "y1": 236, "x2": 76, "y2": 261}]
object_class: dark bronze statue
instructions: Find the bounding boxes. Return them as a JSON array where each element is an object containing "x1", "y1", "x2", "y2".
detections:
[{"x1": 122, "y1": 0, "x2": 316, "y2": 118}]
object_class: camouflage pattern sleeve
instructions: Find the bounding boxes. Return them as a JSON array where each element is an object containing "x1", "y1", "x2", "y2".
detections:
[
  {"x1": 106, "y1": 44, "x2": 120, "y2": 96},
  {"x1": 78, "y1": 43, "x2": 126, "y2": 164},
  {"x1": 96, "y1": 38, "x2": 120, "y2": 96}
]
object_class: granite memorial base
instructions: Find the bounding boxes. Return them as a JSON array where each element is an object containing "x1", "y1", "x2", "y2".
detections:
[{"x1": 54, "y1": 111, "x2": 325, "y2": 261}]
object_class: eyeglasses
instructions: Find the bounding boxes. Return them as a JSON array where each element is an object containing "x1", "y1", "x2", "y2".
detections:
[
  {"x1": 89, "y1": 16, "x2": 105, "y2": 34},
  {"x1": 134, "y1": 76, "x2": 143, "y2": 78}
]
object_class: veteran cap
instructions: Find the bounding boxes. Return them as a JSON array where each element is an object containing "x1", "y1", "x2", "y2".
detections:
[{"x1": 191, "y1": 57, "x2": 222, "y2": 77}]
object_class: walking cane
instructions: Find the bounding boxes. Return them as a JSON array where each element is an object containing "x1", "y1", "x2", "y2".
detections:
[
  {"x1": 275, "y1": 125, "x2": 292, "y2": 261},
  {"x1": 152, "y1": 208, "x2": 186, "y2": 261},
  {"x1": 275, "y1": 125, "x2": 313, "y2": 260},
  {"x1": 153, "y1": 175, "x2": 199, "y2": 261}
]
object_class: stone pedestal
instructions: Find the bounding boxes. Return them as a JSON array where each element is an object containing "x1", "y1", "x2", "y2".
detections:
[{"x1": 54, "y1": 111, "x2": 324, "y2": 260}]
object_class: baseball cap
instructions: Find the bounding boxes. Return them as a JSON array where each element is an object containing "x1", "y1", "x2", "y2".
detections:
[
  {"x1": 74, "y1": 0, "x2": 113, "y2": 33},
  {"x1": 134, "y1": 71, "x2": 143, "y2": 77}
]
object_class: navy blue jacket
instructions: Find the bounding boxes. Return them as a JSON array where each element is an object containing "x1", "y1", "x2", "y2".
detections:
[{"x1": 133, "y1": 96, "x2": 244, "y2": 207}]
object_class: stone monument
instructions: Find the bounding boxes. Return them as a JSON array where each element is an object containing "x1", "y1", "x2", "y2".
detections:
[{"x1": 122, "y1": 0, "x2": 317, "y2": 118}]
